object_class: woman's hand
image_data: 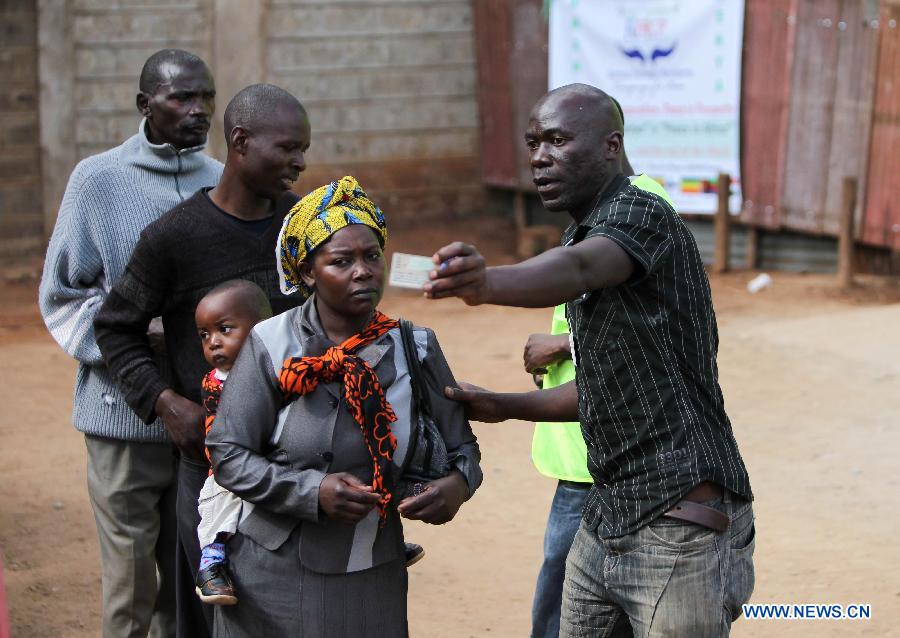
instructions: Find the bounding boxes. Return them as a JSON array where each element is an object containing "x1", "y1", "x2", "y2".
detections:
[
  {"x1": 397, "y1": 470, "x2": 469, "y2": 525},
  {"x1": 319, "y1": 473, "x2": 382, "y2": 524}
]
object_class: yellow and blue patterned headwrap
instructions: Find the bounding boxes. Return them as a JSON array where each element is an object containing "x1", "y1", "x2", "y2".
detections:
[{"x1": 277, "y1": 175, "x2": 387, "y2": 296}]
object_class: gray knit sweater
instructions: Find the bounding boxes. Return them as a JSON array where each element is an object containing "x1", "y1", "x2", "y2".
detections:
[{"x1": 39, "y1": 120, "x2": 223, "y2": 442}]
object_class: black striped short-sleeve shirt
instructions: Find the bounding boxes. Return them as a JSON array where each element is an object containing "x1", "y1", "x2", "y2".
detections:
[{"x1": 564, "y1": 174, "x2": 752, "y2": 539}]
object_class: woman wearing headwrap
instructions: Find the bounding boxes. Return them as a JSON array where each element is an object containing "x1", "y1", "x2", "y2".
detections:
[{"x1": 206, "y1": 176, "x2": 482, "y2": 637}]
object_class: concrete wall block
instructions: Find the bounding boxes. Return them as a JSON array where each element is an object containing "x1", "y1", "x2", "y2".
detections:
[
  {"x1": 75, "y1": 112, "x2": 137, "y2": 146},
  {"x1": 0, "y1": 180, "x2": 42, "y2": 218},
  {"x1": 269, "y1": 38, "x2": 390, "y2": 69},
  {"x1": 0, "y1": 146, "x2": 40, "y2": 180},
  {"x1": 0, "y1": 46, "x2": 38, "y2": 82},
  {"x1": 308, "y1": 128, "x2": 477, "y2": 164},
  {"x1": 73, "y1": 0, "x2": 121, "y2": 9},
  {"x1": 306, "y1": 95, "x2": 477, "y2": 133},
  {"x1": 0, "y1": 215, "x2": 44, "y2": 240},
  {"x1": 74, "y1": 0, "x2": 205, "y2": 9},
  {"x1": 273, "y1": 65, "x2": 474, "y2": 101},
  {"x1": 73, "y1": 11, "x2": 212, "y2": 44},
  {"x1": 301, "y1": 155, "x2": 478, "y2": 192},
  {"x1": 74, "y1": 79, "x2": 136, "y2": 111},
  {"x1": 118, "y1": 0, "x2": 202, "y2": 6},
  {"x1": 0, "y1": 0, "x2": 35, "y2": 8},
  {"x1": 0, "y1": 7, "x2": 37, "y2": 46},
  {"x1": 269, "y1": 0, "x2": 467, "y2": 5},
  {"x1": 75, "y1": 43, "x2": 212, "y2": 78},
  {"x1": 368, "y1": 183, "x2": 490, "y2": 222},
  {"x1": 267, "y1": 3, "x2": 471, "y2": 36},
  {"x1": 268, "y1": 31, "x2": 473, "y2": 70},
  {"x1": 0, "y1": 112, "x2": 39, "y2": 145},
  {"x1": 75, "y1": 142, "x2": 112, "y2": 161},
  {"x1": 0, "y1": 85, "x2": 38, "y2": 112},
  {"x1": 285, "y1": 176, "x2": 488, "y2": 223},
  {"x1": 0, "y1": 234, "x2": 43, "y2": 261}
]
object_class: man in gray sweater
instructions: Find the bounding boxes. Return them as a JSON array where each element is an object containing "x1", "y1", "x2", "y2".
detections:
[{"x1": 39, "y1": 49, "x2": 221, "y2": 638}]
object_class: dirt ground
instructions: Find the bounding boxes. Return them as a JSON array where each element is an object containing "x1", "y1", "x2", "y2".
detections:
[{"x1": 2, "y1": 219, "x2": 899, "y2": 637}]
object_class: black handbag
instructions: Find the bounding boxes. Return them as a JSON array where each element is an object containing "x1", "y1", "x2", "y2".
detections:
[{"x1": 398, "y1": 319, "x2": 451, "y2": 497}]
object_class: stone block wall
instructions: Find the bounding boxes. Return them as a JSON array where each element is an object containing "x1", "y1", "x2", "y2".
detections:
[
  {"x1": 18, "y1": 0, "x2": 491, "y2": 262},
  {"x1": 235, "y1": 0, "x2": 489, "y2": 223},
  {"x1": 0, "y1": 0, "x2": 43, "y2": 261},
  {"x1": 35, "y1": 0, "x2": 216, "y2": 252},
  {"x1": 68, "y1": 0, "x2": 215, "y2": 158}
]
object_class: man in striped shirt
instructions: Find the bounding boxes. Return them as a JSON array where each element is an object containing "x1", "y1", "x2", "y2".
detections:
[{"x1": 426, "y1": 83, "x2": 755, "y2": 636}]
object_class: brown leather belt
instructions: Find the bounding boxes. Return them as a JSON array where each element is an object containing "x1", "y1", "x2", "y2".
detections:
[{"x1": 662, "y1": 482, "x2": 730, "y2": 532}]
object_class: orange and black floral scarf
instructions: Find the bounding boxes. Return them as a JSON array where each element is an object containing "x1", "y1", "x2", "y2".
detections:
[
  {"x1": 279, "y1": 310, "x2": 399, "y2": 523},
  {"x1": 201, "y1": 370, "x2": 224, "y2": 473}
]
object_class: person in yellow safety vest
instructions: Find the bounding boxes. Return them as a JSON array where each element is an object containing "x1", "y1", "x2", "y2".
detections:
[{"x1": 526, "y1": 171, "x2": 675, "y2": 638}]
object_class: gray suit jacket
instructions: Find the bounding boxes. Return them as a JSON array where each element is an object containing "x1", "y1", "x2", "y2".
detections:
[{"x1": 206, "y1": 297, "x2": 482, "y2": 574}]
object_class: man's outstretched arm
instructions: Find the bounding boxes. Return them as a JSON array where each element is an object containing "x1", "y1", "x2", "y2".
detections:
[
  {"x1": 444, "y1": 380, "x2": 579, "y2": 424},
  {"x1": 423, "y1": 236, "x2": 634, "y2": 308}
]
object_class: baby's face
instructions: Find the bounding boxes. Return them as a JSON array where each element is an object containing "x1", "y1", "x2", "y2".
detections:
[{"x1": 195, "y1": 292, "x2": 254, "y2": 373}]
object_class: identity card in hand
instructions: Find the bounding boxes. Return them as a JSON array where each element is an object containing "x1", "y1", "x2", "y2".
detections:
[{"x1": 389, "y1": 252, "x2": 434, "y2": 290}]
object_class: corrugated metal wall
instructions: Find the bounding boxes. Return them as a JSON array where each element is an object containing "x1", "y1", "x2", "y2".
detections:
[
  {"x1": 779, "y1": 0, "x2": 879, "y2": 236},
  {"x1": 739, "y1": 0, "x2": 794, "y2": 229},
  {"x1": 473, "y1": 0, "x2": 546, "y2": 190},
  {"x1": 683, "y1": 220, "x2": 839, "y2": 273},
  {"x1": 472, "y1": 0, "x2": 516, "y2": 188},
  {"x1": 507, "y1": 0, "x2": 547, "y2": 190},
  {"x1": 473, "y1": 0, "x2": 900, "y2": 258},
  {"x1": 863, "y1": 0, "x2": 900, "y2": 250}
]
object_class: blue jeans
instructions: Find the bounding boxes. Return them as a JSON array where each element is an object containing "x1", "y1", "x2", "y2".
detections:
[
  {"x1": 530, "y1": 481, "x2": 591, "y2": 638},
  {"x1": 560, "y1": 491, "x2": 756, "y2": 637}
]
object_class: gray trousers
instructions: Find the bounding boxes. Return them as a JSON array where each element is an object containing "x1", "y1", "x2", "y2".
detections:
[
  {"x1": 214, "y1": 529, "x2": 408, "y2": 637},
  {"x1": 85, "y1": 434, "x2": 178, "y2": 638},
  {"x1": 175, "y1": 456, "x2": 214, "y2": 637}
]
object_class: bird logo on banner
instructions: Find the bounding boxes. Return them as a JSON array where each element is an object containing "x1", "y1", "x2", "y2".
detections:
[{"x1": 620, "y1": 43, "x2": 677, "y2": 64}]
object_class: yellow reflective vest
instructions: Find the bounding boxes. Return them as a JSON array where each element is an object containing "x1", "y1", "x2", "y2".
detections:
[{"x1": 530, "y1": 174, "x2": 675, "y2": 481}]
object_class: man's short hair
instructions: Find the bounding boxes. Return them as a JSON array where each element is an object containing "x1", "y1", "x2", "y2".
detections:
[
  {"x1": 203, "y1": 279, "x2": 272, "y2": 323},
  {"x1": 139, "y1": 49, "x2": 207, "y2": 94},
  {"x1": 223, "y1": 84, "x2": 305, "y2": 141}
]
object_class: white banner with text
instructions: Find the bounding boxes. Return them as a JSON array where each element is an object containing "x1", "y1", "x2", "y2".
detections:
[{"x1": 549, "y1": 0, "x2": 744, "y2": 213}]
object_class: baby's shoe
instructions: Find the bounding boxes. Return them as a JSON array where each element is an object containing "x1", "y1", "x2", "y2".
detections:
[
  {"x1": 195, "y1": 562, "x2": 238, "y2": 605},
  {"x1": 405, "y1": 542, "x2": 425, "y2": 567}
]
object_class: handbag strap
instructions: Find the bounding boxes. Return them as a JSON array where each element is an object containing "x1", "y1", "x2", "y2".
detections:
[{"x1": 399, "y1": 318, "x2": 433, "y2": 418}]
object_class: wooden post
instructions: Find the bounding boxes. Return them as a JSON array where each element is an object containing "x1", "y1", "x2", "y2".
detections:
[
  {"x1": 837, "y1": 176, "x2": 857, "y2": 288},
  {"x1": 513, "y1": 191, "x2": 560, "y2": 258},
  {"x1": 713, "y1": 173, "x2": 732, "y2": 273},
  {"x1": 745, "y1": 226, "x2": 760, "y2": 270},
  {"x1": 513, "y1": 190, "x2": 527, "y2": 229},
  {"x1": 0, "y1": 553, "x2": 9, "y2": 638}
]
